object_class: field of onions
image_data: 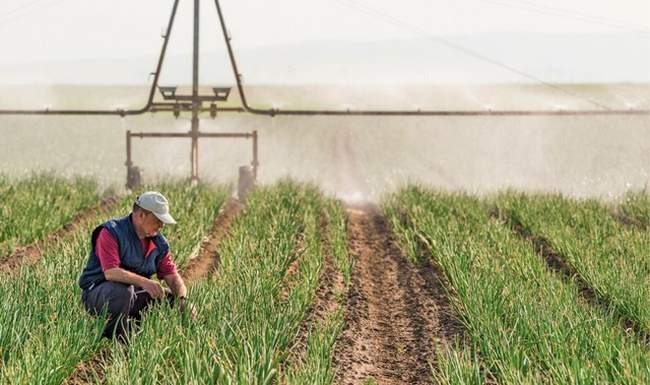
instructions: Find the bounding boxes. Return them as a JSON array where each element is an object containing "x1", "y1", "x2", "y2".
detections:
[
  {"x1": 0, "y1": 177, "x2": 228, "y2": 384},
  {"x1": 495, "y1": 193, "x2": 650, "y2": 333},
  {"x1": 0, "y1": 174, "x2": 99, "y2": 258},
  {"x1": 104, "y1": 182, "x2": 350, "y2": 384},
  {"x1": 0, "y1": 174, "x2": 647, "y2": 384},
  {"x1": 384, "y1": 186, "x2": 649, "y2": 384}
]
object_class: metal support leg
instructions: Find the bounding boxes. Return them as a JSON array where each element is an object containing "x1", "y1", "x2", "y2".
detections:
[
  {"x1": 252, "y1": 130, "x2": 258, "y2": 180},
  {"x1": 190, "y1": 0, "x2": 200, "y2": 184},
  {"x1": 126, "y1": 130, "x2": 132, "y2": 170},
  {"x1": 125, "y1": 130, "x2": 141, "y2": 189},
  {"x1": 190, "y1": 116, "x2": 199, "y2": 183}
]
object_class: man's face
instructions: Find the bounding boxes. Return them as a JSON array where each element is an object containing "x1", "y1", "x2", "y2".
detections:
[{"x1": 139, "y1": 210, "x2": 164, "y2": 237}]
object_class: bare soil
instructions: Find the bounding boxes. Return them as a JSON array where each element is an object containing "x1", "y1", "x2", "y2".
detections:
[
  {"x1": 62, "y1": 348, "x2": 110, "y2": 385},
  {"x1": 612, "y1": 212, "x2": 649, "y2": 232},
  {"x1": 0, "y1": 196, "x2": 118, "y2": 274},
  {"x1": 181, "y1": 197, "x2": 244, "y2": 282},
  {"x1": 333, "y1": 205, "x2": 459, "y2": 385}
]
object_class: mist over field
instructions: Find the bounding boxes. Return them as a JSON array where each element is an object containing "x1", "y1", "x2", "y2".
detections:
[{"x1": 0, "y1": 84, "x2": 648, "y2": 201}]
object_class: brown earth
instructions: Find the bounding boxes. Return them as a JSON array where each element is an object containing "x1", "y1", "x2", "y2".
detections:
[
  {"x1": 612, "y1": 212, "x2": 649, "y2": 232},
  {"x1": 63, "y1": 197, "x2": 243, "y2": 385},
  {"x1": 181, "y1": 197, "x2": 244, "y2": 282},
  {"x1": 0, "y1": 196, "x2": 118, "y2": 274},
  {"x1": 333, "y1": 205, "x2": 460, "y2": 385},
  {"x1": 62, "y1": 348, "x2": 110, "y2": 385}
]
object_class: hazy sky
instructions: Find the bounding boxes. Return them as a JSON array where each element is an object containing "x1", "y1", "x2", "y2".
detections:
[
  {"x1": 1, "y1": 0, "x2": 648, "y2": 59},
  {"x1": 0, "y1": 0, "x2": 648, "y2": 84}
]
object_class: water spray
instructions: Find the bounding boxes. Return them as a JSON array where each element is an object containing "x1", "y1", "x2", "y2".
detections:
[{"x1": 0, "y1": 0, "x2": 648, "y2": 191}]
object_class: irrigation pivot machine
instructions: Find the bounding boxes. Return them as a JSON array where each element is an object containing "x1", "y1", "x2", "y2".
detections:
[{"x1": 0, "y1": 0, "x2": 647, "y2": 193}]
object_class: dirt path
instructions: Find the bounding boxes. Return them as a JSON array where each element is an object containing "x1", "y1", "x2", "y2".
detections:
[
  {"x1": 334, "y1": 206, "x2": 454, "y2": 385},
  {"x1": 182, "y1": 198, "x2": 244, "y2": 282},
  {"x1": 0, "y1": 196, "x2": 118, "y2": 274},
  {"x1": 612, "y1": 212, "x2": 649, "y2": 232},
  {"x1": 62, "y1": 348, "x2": 111, "y2": 385},
  {"x1": 63, "y1": 197, "x2": 243, "y2": 385}
]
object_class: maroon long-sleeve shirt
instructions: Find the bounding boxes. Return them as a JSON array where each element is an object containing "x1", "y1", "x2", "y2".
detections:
[{"x1": 95, "y1": 228, "x2": 177, "y2": 279}]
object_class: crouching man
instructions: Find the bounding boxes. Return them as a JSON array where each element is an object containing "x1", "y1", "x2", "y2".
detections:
[{"x1": 78, "y1": 191, "x2": 192, "y2": 340}]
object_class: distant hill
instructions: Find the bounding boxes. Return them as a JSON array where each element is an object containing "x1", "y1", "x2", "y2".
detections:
[{"x1": 0, "y1": 33, "x2": 648, "y2": 85}]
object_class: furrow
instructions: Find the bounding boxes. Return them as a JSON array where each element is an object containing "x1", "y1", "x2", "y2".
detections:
[
  {"x1": 0, "y1": 196, "x2": 118, "y2": 274},
  {"x1": 333, "y1": 206, "x2": 439, "y2": 385}
]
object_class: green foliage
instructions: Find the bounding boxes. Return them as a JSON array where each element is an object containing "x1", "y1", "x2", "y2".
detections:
[
  {"x1": 104, "y1": 181, "x2": 329, "y2": 385},
  {"x1": 495, "y1": 192, "x2": 650, "y2": 332},
  {"x1": 325, "y1": 198, "x2": 352, "y2": 285},
  {"x1": 433, "y1": 344, "x2": 486, "y2": 385},
  {"x1": 0, "y1": 181, "x2": 227, "y2": 384},
  {"x1": 3, "y1": 175, "x2": 647, "y2": 385},
  {"x1": 616, "y1": 190, "x2": 650, "y2": 229},
  {"x1": 0, "y1": 173, "x2": 99, "y2": 258},
  {"x1": 384, "y1": 186, "x2": 649, "y2": 385},
  {"x1": 282, "y1": 198, "x2": 351, "y2": 385}
]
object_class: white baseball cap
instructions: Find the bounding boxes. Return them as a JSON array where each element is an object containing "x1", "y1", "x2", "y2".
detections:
[{"x1": 135, "y1": 191, "x2": 177, "y2": 225}]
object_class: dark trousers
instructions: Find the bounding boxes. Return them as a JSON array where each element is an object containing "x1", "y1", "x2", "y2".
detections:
[{"x1": 81, "y1": 281, "x2": 173, "y2": 340}]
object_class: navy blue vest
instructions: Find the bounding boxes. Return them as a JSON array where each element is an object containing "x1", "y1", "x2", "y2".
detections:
[{"x1": 78, "y1": 214, "x2": 170, "y2": 290}]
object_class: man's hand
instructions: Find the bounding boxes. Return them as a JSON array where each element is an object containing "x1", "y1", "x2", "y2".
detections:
[
  {"x1": 141, "y1": 279, "x2": 165, "y2": 299},
  {"x1": 178, "y1": 297, "x2": 198, "y2": 320},
  {"x1": 105, "y1": 267, "x2": 166, "y2": 299},
  {"x1": 163, "y1": 273, "x2": 187, "y2": 298}
]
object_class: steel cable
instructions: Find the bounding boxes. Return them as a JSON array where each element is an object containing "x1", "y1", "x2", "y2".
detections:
[
  {"x1": 0, "y1": 0, "x2": 69, "y2": 28},
  {"x1": 482, "y1": 0, "x2": 650, "y2": 34},
  {"x1": 334, "y1": 0, "x2": 613, "y2": 110}
]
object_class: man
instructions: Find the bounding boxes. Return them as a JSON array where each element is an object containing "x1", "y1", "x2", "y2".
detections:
[{"x1": 78, "y1": 191, "x2": 190, "y2": 340}]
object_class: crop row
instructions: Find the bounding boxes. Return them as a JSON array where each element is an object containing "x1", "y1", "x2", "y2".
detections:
[
  {"x1": 384, "y1": 186, "x2": 649, "y2": 384},
  {"x1": 614, "y1": 191, "x2": 649, "y2": 229},
  {"x1": 1, "y1": 173, "x2": 645, "y2": 384},
  {"x1": 0, "y1": 174, "x2": 100, "y2": 258},
  {"x1": 93, "y1": 181, "x2": 333, "y2": 384},
  {"x1": 0, "y1": 183, "x2": 227, "y2": 384},
  {"x1": 496, "y1": 193, "x2": 650, "y2": 332},
  {"x1": 282, "y1": 198, "x2": 352, "y2": 384},
  {"x1": 0, "y1": 177, "x2": 352, "y2": 385}
]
